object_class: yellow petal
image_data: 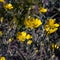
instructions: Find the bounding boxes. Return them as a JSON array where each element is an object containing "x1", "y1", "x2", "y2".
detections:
[
  {"x1": 27, "y1": 40, "x2": 32, "y2": 45},
  {"x1": 51, "y1": 44, "x2": 55, "y2": 49},
  {"x1": 45, "y1": 25, "x2": 50, "y2": 31},
  {"x1": 26, "y1": 34, "x2": 32, "y2": 39},
  {"x1": 34, "y1": 18, "x2": 42, "y2": 28},
  {"x1": 39, "y1": 7, "x2": 47, "y2": 13},
  {"x1": 24, "y1": 17, "x2": 42, "y2": 29},
  {"x1": 49, "y1": 19, "x2": 56, "y2": 26},
  {"x1": 21, "y1": 31, "x2": 27, "y2": 36},
  {"x1": 0, "y1": 57, "x2": 6, "y2": 60},
  {"x1": 16, "y1": 31, "x2": 27, "y2": 42},
  {"x1": 56, "y1": 46, "x2": 59, "y2": 49},
  {"x1": 54, "y1": 23, "x2": 59, "y2": 27},
  {"x1": 17, "y1": 35, "x2": 26, "y2": 42},
  {"x1": 51, "y1": 44, "x2": 59, "y2": 49},
  {"x1": 45, "y1": 27, "x2": 50, "y2": 32},
  {"x1": 49, "y1": 28, "x2": 58, "y2": 34},
  {"x1": 24, "y1": 18, "x2": 33, "y2": 29},
  {"x1": 4, "y1": 3, "x2": 13, "y2": 10},
  {"x1": 0, "y1": 17, "x2": 4, "y2": 23}
]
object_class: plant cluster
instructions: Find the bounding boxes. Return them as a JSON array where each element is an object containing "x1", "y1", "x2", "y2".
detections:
[{"x1": 0, "y1": 0, "x2": 60, "y2": 60}]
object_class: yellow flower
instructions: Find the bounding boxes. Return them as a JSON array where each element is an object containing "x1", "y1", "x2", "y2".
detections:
[
  {"x1": 45, "y1": 18, "x2": 59, "y2": 34},
  {"x1": 26, "y1": 34, "x2": 32, "y2": 39},
  {"x1": 24, "y1": 16, "x2": 42, "y2": 29},
  {"x1": 51, "y1": 44, "x2": 59, "y2": 49},
  {"x1": 39, "y1": 7, "x2": 47, "y2": 13},
  {"x1": 0, "y1": 31, "x2": 3, "y2": 36},
  {"x1": 24, "y1": 17, "x2": 34, "y2": 29},
  {"x1": 0, "y1": 57, "x2": 6, "y2": 60},
  {"x1": 16, "y1": 31, "x2": 27, "y2": 42},
  {"x1": 4, "y1": 3, "x2": 13, "y2": 10},
  {"x1": 27, "y1": 40, "x2": 32, "y2": 45},
  {"x1": 0, "y1": 0, "x2": 5, "y2": 3},
  {"x1": 16, "y1": 31, "x2": 33, "y2": 42}
]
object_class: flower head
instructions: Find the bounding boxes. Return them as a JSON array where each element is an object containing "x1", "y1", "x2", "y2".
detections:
[
  {"x1": 51, "y1": 44, "x2": 59, "y2": 49},
  {"x1": 4, "y1": 3, "x2": 13, "y2": 10},
  {"x1": 45, "y1": 18, "x2": 59, "y2": 34},
  {"x1": 16, "y1": 31, "x2": 32, "y2": 42},
  {"x1": 16, "y1": 31, "x2": 27, "y2": 42},
  {"x1": 39, "y1": 7, "x2": 47, "y2": 13},
  {"x1": 24, "y1": 16, "x2": 42, "y2": 29}
]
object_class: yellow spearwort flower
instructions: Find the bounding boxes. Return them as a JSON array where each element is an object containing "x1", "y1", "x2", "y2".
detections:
[
  {"x1": 16, "y1": 31, "x2": 27, "y2": 42},
  {"x1": 54, "y1": 23, "x2": 60, "y2": 27},
  {"x1": 0, "y1": 57, "x2": 6, "y2": 60},
  {"x1": 45, "y1": 18, "x2": 59, "y2": 34},
  {"x1": 0, "y1": 0, "x2": 5, "y2": 3},
  {"x1": 4, "y1": 3, "x2": 13, "y2": 10},
  {"x1": 24, "y1": 16, "x2": 42, "y2": 29},
  {"x1": 16, "y1": 31, "x2": 32, "y2": 42},
  {"x1": 24, "y1": 17, "x2": 34, "y2": 29},
  {"x1": 39, "y1": 7, "x2": 48, "y2": 13},
  {"x1": 27, "y1": 40, "x2": 33, "y2": 45}
]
